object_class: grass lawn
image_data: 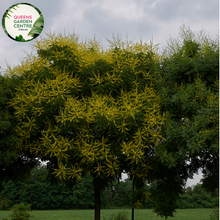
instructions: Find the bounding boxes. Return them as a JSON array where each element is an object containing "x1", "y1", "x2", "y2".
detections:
[{"x1": 0, "y1": 208, "x2": 213, "y2": 220}]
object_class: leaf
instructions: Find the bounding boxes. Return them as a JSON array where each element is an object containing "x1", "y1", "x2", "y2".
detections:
[
  {"x1": 28, "y1": 15, "x2": 44, "y2": 37},
  {"x1": 33, "y1": 14, "x2": 44, "y2": 27},
  {"x1": 28, "y1": 26, "x2": 43, "y2": 36},
  {"x1": 15, "y1": 35, "x2": 26, "y2": 42}
]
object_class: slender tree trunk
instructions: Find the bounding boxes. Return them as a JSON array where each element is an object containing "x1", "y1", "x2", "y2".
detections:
[
  {"x1": 94, "y1": 187, "x2": 101, "y2": 220},
  {"x1": 132, "y1": 181, "x2": 134, "y2": 220}
]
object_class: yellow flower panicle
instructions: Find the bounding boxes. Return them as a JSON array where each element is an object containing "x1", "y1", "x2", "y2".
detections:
[{"x1": 10, "y1": 31, "x2": 164, "y2": 182}]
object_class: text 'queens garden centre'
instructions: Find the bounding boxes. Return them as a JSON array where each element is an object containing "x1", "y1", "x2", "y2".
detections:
[{"x1": 13, "y1": 15, "x2": 33, "y2": 28}]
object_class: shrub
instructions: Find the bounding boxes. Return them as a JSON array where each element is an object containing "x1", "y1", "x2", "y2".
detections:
[
  {"x1": 210, "y1": 207, "x2": 219, "y2": 220},
  {"x1": 9, "y1": 203, "x2": 35, "y2": 220},
  {"x1": 103, "y1": 211, "x2": 129, "y2": 220},
  {"x1": 201, "y1": 201, "x2": 213, "y2": 208},
  {"x1": 0, "y1": 193, "x2": 12, "y2": 210},
  {"x1": 212, "y1": 198, "x2": 219, "y2": 207}
]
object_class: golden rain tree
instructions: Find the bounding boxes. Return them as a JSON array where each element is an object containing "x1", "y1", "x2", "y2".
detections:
[
  {"x1": 0, "y1": 74, "x2": 39, "y2": 191},
  {"x1": 10, "y1": 33, "x2": 164, "y2": 220}
]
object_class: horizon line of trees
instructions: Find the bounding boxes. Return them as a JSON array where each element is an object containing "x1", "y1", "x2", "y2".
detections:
[{"x1": 0, "y1": 165, "x2": 218, "y2": 210}]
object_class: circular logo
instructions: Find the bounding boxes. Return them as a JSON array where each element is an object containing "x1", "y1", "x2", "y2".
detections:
[{"x1": 2, "y1": 3, "x2": 44, "y2": 42}]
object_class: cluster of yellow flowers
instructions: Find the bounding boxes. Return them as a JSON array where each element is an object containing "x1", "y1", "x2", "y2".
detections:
[{"x1": 10, "y1": 32, "x2": 164, "y2": 182}]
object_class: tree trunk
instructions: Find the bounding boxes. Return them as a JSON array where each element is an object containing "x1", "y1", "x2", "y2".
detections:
[
  {"x1": 132, "y1": 181, "x2": 134, "y2": 220},
  {"x1": 94, "y1": 187, "x2": 101, "y2": 220}
]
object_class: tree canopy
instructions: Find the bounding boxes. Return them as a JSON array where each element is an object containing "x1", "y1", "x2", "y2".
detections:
[
  {"x1": 4, "y1": 25, "x2": 219, "y2": 220},
  {"x1": 9, "y1": 33, "x2": 164, "y2": 220},
  {"x1": 0, "y1": 74, "x2": 39, "y2": 191},
  {"x1": 146, "y1": 25, "x2": 219, "y2": 217}
]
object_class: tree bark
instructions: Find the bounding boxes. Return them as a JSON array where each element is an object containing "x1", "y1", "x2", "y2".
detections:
[{"x1": 94, "y1": 187, "x2": 101, "y2": 220}]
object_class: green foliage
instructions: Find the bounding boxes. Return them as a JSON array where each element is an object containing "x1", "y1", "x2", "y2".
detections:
[
  {"x1": 0, "y1": 75, "x2": 39, "y2": 191},
  {"x1": 112, "y1": 181, "x2": 132, "y2": 207},
  {"x1": 102, "y1": 179, "x2": 132, "y2": 208},
  {"x1": 1, "y1": 173, "x2": 217, "y2": 211},
  {"x1": 182, "y1": 40, "x2": 200, "y2": 58},
  {"x1": 147, "y1": 24, "x2": 219, "y2": 218},
  {"x1": 102, "y1": 211, "x2": 129, "y2": 220},
  {"x1": 149, "y1": 180, "x2": 180, "y2": 219},
  {"x1": 28, "y1": 14, "x2": 44, "y2": 38},
  {"x1": 177, "y1": 184, "x2": 218, "y2": 209},
  {"x1": 2, "y1": 4, "x2": 19, "y2": 33},
  {"x1": 0, "y1": 165, "x2": 98, "y2": 210},
  {"x1": 177, "y1": 194, "x2": 195, "y2": 209},
  {"x1": 4, "y1": 25, "x2": 218, "y2": 220},
  {"x1": 15, "y1": 35, "x2": 26, "y2": 42},
  {"x1": 210, "y1": 207, "x2": 219, "y2": 220},
  {"x1": 9, "y1": 31, "x2": 164, "y2": 220},
  {"x1": 10, "y1": 45, "x2": 163, "y2": 182},
  {"x1": 8, "y1": 203, "x2": 35, "y2": 220}
]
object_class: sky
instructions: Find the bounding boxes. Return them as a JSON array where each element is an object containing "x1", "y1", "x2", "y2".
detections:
[
  {"x1": 1, "y1": 0, "x2": 219, "y2": 186},
  {"x1": 0, "y1": 0, "x2": 218, "y2": 71},
  {"x1": 121, "y1": 171, "x2": 203, "y2": 187}
]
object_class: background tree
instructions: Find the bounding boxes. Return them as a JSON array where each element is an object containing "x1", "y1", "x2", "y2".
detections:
[
  {"x1": 2, "y1": 169, "x2": 218, "y2": 211},
  {"x1": 9, "y1": 33, "x2": 164, "y2": 220},
  {"x1": 147, "y1": 25, "x2": 219, "y2": 218},
  {"x1": 177, "y1": 184, "x2": 219, "y2": 209},
  {"x1": 0, "y1": 165, "x2": 104, "y2": 210},
  {"x1": 0, "y1": 74, "x2": 39, "y2": 191}
]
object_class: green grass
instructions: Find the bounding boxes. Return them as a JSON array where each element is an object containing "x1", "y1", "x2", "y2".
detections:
[{"x1": 0, "y1": 209, "x2": 213, "y2": 220}]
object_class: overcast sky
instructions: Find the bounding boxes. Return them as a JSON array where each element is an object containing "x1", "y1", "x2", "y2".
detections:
[
  {"x1": 1, "y1": 0, "x2": 218, "y2": 186},
  {"x1": 0, "y1": 0, "x2": 218, "y2": 71}
]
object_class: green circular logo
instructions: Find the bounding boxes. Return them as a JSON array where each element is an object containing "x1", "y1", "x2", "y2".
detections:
[{"x1": 2, "y1": 3, "x2": 44, "y2": 42}]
